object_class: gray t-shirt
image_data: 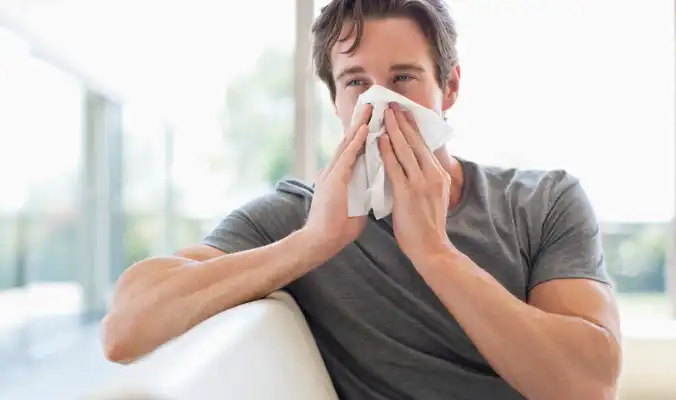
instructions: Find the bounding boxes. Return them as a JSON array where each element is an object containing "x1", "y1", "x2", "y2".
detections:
[{"x1": 202, "y1": 158, "x2": 610, "y2": 400}]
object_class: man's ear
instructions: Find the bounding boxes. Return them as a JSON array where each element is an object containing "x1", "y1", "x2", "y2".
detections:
[{"x1": 441, "y1": 65, "x2": 461, "y2": 111}]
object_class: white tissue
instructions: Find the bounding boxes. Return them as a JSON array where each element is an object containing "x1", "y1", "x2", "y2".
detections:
[{"x1": 348, "y1": 85, "x2": 453, "y2": 219}]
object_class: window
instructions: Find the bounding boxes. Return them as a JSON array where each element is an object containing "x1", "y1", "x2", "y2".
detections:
[
  {"x1": 0, "y1": 1, "x2": 300, "y2": 395},
  {"x1": 170, "y1": 1, "x2": 297, "y2": 242},
  {"x1": 446, "y1": 0, "x2": 675, "y2": 318},
  {"x1": 122, "y1": 106, "x2": 171, "y2": 267},
  {"x1": 0, "y1": 27, "x2": 86, "y2": 362}
]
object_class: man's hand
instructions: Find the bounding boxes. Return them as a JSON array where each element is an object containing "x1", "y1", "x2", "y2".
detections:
[
  {"x1": 378, "y1": 103, "x2": 453, "y2": 266},
  {"x1": 304, "y1": 104, "x2": 373, "y2": 259}
]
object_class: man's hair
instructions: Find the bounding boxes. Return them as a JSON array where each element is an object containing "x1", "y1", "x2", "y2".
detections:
[{"x1": 311, "y1": 0, "x2": 459, "y2": 101}]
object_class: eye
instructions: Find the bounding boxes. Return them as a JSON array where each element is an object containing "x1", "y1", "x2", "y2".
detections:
[
  {"x1": 346, "y1": 79, "x2": 365, "y2": 87},
  {"x1": 394, "y1": 74, "x2": 413, "y2": 83}
]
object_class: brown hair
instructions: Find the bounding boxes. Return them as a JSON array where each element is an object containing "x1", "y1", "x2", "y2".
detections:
[{"x1": 312, "y1": 0, "x2": 459, "y2": 101}]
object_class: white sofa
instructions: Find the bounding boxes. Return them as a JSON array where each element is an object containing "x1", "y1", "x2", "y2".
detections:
[
  {"x1": 91, "y1": 292, "x2": 676, "y2": 400},
  {"x1": 90, "y1": 292, "x2": 338, "y2": 400}
]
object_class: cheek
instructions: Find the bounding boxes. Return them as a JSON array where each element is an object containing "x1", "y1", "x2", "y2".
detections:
[
  {"x1": 405, "y1": 84, "x2": 443, "y2": 114},
  {"x1": 335, "y1": 95, "x2": 358, "y2": 132}
]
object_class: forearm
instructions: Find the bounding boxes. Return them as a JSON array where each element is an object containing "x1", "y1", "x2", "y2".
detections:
[
  {"x1": 103, "y1": 228, "x2": 329, "y2": 363},
  {"x1": 416, "y1": 249, "x2": 620, "y2": 400}
]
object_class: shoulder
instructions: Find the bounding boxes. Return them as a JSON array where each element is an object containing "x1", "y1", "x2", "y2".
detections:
[
  {"x1": 224, "y1": 178, "x2": 313, "y2": 237},
  {"x1": 463, "y1": 159, "x2": 597, "y2": 249},
  {"x1": 465, "y1": 159, "x2": 583, "y2": 213},
  {"x1": 239, "y1": 178, "x2": 314, "y2": 225},
  {"x1": 202, "y1": 179, "x2": 314, "y2": 252},
  {"x1": 275, "y1": 178, "x2": 315, "y2": 206},
  {"x1": 464, "y1": 160, "x2": 607, "y2": 284}
]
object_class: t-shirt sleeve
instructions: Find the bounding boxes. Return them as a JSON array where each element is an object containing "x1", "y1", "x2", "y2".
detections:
[
  {"x1": 528, "y1": 174, "x2": 611, "y2": 291},
  {"x1": 202, "y1": 184, "x2": 310, "y2": 254}
]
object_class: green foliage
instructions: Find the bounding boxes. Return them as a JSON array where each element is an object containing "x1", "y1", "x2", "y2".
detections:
[
  {"x1": 602, "y1": 223, "x2": 668, "y2": 293},
  {"x1": 221, "y1": 46, "x2": 343, "y2": 186},
  {"x1": 0, "y1": 217, "x2": 17, "y2": 289},
  {"x1": 124, "y1": 217, "x2": 153, "y2": 268},
  {"x1": 222, "y1": 48, "x2": 295, "y2": 188}
]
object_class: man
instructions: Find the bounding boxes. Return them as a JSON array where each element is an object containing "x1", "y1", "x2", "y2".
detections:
[{"x1": 101, "y1": 1, "x2": 622, "y2": 399}]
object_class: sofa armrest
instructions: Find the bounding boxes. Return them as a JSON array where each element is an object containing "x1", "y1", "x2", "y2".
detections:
[{"x1": 90, "y1": 291, "x2": 338, "y2": 400}]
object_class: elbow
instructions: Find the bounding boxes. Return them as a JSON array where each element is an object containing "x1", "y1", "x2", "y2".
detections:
[
  {"x1": 533, "y1": 337, "x2": 622, "y2": 400},
  {"x1": 545, "y1": 376, "x2": 618, "y2": 400},
  {"x1": 567, "y1": 382, "x2": 618, "y2": 400},
  {"x1": 599, "y1": 354, "x2": 622, "y2": 400},
  {"x1": 100, "y1": 313, "x2": 140, "y2": 364},
  {"x1": 573, "y1": 326, "x2": 622, "y2": 400},
  {"x1": 562, "y1": 346, "x2": 622, "y2": 400},
  {"x1": 536, "y1": 379, "x2": 617, "y2": 400},
  {"x1": 595, "y1": 332, "x2": 623, "y2": 397}
]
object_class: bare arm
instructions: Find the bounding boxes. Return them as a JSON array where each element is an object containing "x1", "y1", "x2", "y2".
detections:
[
  {"x1": 102, "y1": 231, "x2": 330, "y2": 363},
  {"x1": 101, "y1": 105, "x2": 373, "y2": 364},
  {"x1": 417, "y1": 254, "x2": 621, "y2": 400}
]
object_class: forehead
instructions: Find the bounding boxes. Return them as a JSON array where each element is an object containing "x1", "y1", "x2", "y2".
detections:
[{"x1": 330, "y1": 17, "x2": 434, "y2": 74}]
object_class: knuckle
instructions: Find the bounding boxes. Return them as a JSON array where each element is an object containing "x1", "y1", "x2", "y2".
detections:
[
  {"x1": 432, "y1": 179, "x2": 445, "y2": 193},
  {"x1": 426, "y1": 174, "x2": 444, "y2": 192},
  {"x1": 441, "y1": 172, "x2": 452, "y2": 186},
  {"x1": 430, "y1": 171, "x2": 443, "y2": 184},
  {"x1": 437, "y1": 173, "x2": 449, "y2": 186}
]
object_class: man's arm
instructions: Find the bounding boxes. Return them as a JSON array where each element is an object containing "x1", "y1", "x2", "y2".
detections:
[
  {"x1": 102, "y1": 107, "x2": 372, "y2": 364},
  {"x1": 416, "y1": 254, "x2": 621, "y2": 400},
  {"x1": 101, "y1": 232, "x2": 330, "y2": 364},
  {"x1": 378, "y1": 105, "x2": 621, "y2": 399}
]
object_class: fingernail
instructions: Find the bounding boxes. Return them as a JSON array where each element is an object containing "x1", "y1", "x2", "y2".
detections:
[{"x1": 389, "y1": 102, "x2": 399, "y2": 110}]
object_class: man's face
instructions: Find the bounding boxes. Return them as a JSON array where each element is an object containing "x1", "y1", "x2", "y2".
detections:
[{"x1": 330, "y1": 17, "x2": 459, "y2": 130}]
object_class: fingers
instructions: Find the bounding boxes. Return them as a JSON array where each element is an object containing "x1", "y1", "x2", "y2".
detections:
[
  {"x1": 326, "y1": 104, "x2": 373, "y2": 172},
  {"x1": 383, "y1": 107, "x2": 423, "y2": 181},
  {"x1": 393, "y1": 105, "x2": 438, "y2": 172},
  {"x1": 398, "y1": 108, "x2": 452, "y2": 191},
  {"x1": 357, "y1": 103, "x2": 374, "y2": 128},
  {"x1": 403, "y1": 109, "x2": 446, "y2": 172},
  {"x1": 332, "y1": 124, "x2": 370, "y2": 182},
  {"x1": 379, "y1": 134, "x2": 406, "y2": 188}
]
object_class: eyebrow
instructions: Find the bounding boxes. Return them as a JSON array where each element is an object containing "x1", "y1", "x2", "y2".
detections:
[
  {"x1": 334, "y1": 63, "x2": 427, "y2": 82},
  {"x1": 334, "y1": 66, "x2": 366, "y2": 82},
  {"x1": 390, "y1": 63, "x2": 426, "y2": 74}
]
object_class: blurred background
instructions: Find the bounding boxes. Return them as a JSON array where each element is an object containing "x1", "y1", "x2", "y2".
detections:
[{"x1": 0, "y1": 0, "x2": 674, "y2": 398}]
